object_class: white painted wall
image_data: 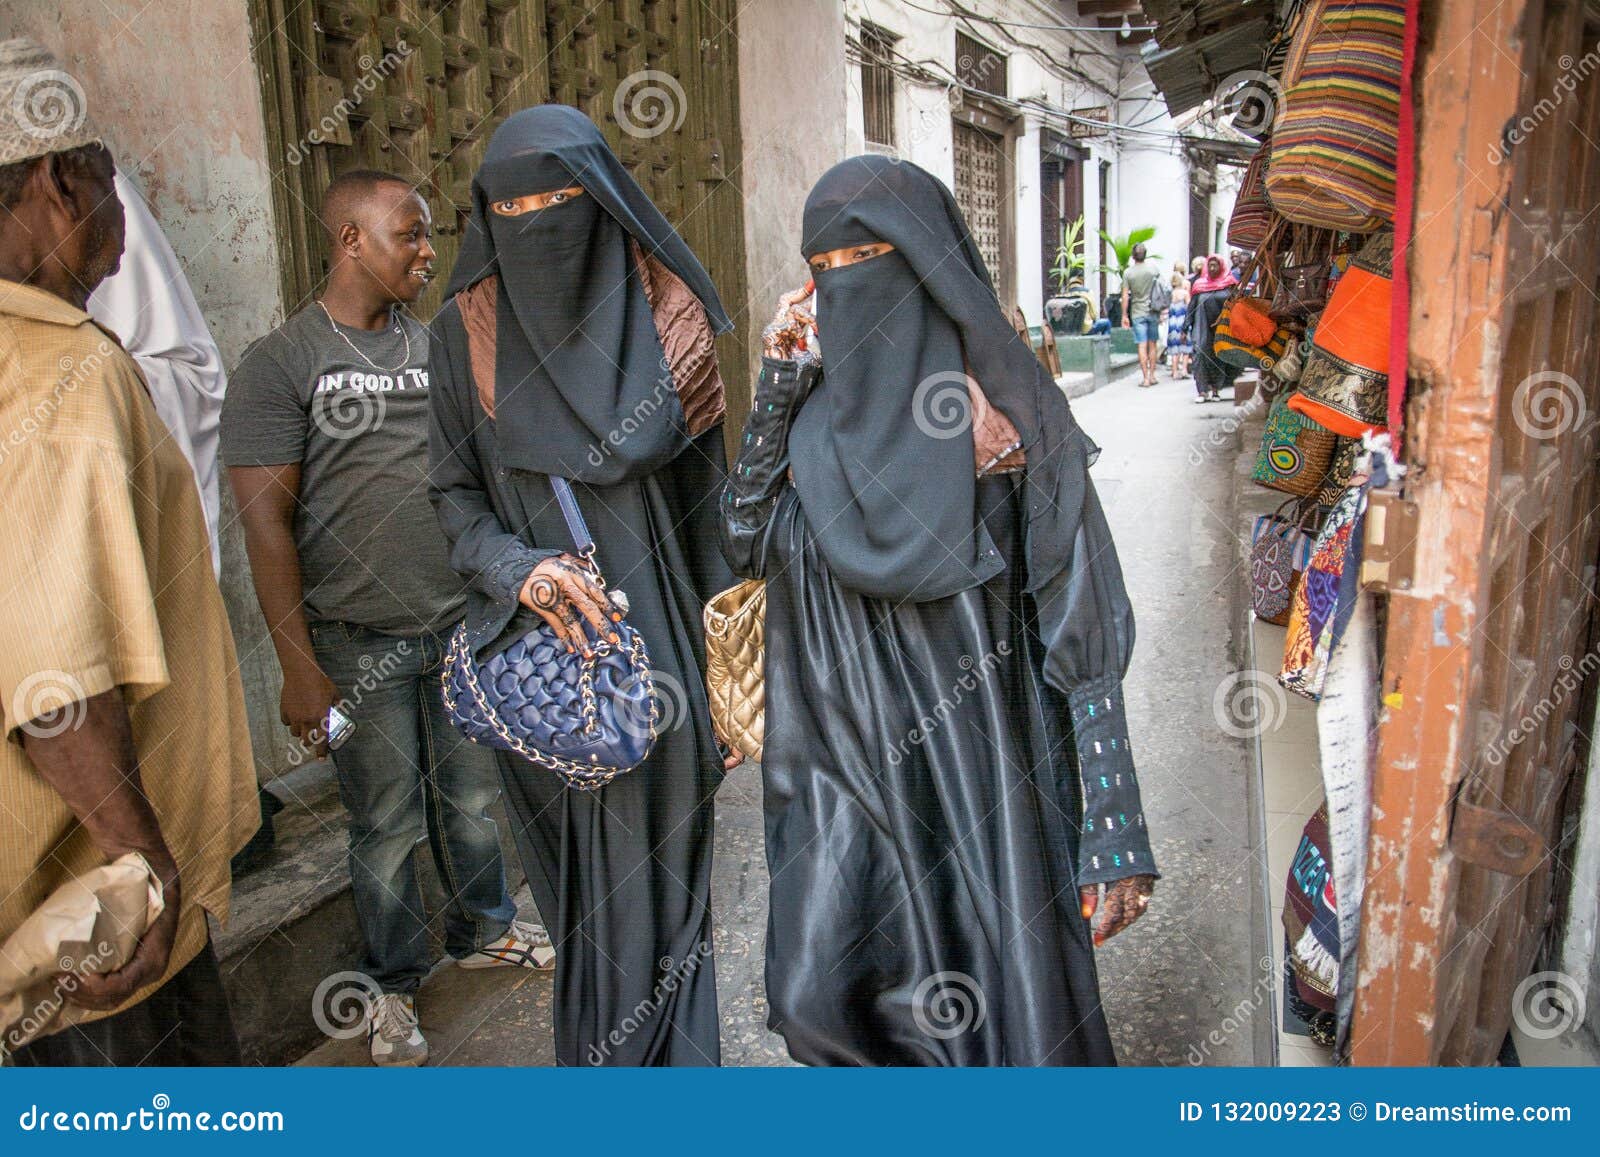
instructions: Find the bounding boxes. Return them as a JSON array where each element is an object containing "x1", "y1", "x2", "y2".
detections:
[
  {"x1": 1211, "y1": 163, "x2": 1244, "y2": 258},
  {"x1": 836, "y1": 0, "x2": 1206, "y2": 325},
  {"x1": 739, "y1": 0, "x2": 851, "y2": 366},
  {"x1": 1103, "y1": 76, "x2": 1193, "y2": 308}
]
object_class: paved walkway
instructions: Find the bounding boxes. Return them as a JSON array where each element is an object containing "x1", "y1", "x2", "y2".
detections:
[{"x1": 300, "y1": 365, "x2": 1260, "y2": 1067}]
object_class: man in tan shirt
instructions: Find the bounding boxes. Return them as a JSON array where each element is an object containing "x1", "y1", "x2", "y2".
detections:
[{"x1": 0, "y1": 38, "x2": 257, "y2": 1065}]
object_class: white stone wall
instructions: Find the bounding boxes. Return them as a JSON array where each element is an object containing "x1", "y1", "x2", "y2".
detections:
[
  {"x1": 832, "y1": 0, "x2": 1199, "y2": 324},
  {"x1": 738, "y1": 0, "x2": 851, "y2": 362}
]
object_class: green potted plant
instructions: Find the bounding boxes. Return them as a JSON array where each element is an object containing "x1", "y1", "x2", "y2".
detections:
[
  {"x1": 1098, "y1": 225, "x2": 1158, "y2": 355},
  {"x1": 1044, "y1": 216, "x2": 1089, "y2": 342}
]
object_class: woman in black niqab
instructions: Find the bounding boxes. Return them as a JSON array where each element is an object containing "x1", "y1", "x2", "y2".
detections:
[
  {"x1": 429, "y1": 105, "x2": 735, "y2": 1066},
  {"x1": 720, "y1": 156, "x2": 1158, "y2": 1065}
]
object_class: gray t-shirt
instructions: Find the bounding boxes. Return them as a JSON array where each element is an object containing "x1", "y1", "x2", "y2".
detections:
[
  {"x1": 221, "y1": 305, "x2": 465, "y2": 636},
  {"x1": 1124, "y1": 262, "x2": 1160, "y2": 319}
]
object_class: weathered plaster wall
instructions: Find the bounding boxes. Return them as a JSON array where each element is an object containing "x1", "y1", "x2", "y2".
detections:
[
  {"x1": 737, "y1": 0, "x2": 850, "y2": 367},
  {"x1": 0, "y1": 0, "x2": 295, "y2": 781},
  {"x1": 0, "y1": 0, "x2": 283, "y2": 366}
]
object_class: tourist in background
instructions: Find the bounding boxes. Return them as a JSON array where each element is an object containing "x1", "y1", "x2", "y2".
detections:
[
  {"x1": 1188, "y1": 253, "x2": 1239, "y2": 403},
  {"x1": 1166, "y1": 271, "x2": 1191, "y2": 380},
  {"x1": 1120, "y1": 242, "x2": 1160, "y2": 387}
]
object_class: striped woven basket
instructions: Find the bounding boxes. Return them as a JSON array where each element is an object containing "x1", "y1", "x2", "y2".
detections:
[
  {"x1": 1227, "y1": 143, "x2": 1273, "y2": 249},
  {"x1": 1266, "y1": 0, "x2": 1405, "y2": 232}
]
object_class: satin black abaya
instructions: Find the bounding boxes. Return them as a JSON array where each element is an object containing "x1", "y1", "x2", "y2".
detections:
[
  {"x1": 719, "y1": 158, "x2": 1156, "y2": 1066},
  {"x1": 429, "y1": 106, "x2": 733, "y2": 1066}
]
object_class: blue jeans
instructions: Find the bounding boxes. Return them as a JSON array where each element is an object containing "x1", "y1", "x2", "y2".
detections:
[
  {"x1": 1087, "y1": 318, "x2": 1111, "y2": 335},
  {"x1": 1130, "y1": 314, "x2": 1159, "y2": 344},
  {"x1": 310, "y1": 621, "x2": 516, "y2": 994}
]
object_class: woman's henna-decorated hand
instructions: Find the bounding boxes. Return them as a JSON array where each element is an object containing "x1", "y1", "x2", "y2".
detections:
[
  {"x1": 1079, "y1": 874, "x2": 1157, "y2": 946},
  {"x1": 761, "y1": 284, "x2": 817, "y2": 360},
  {"x1": 520, "y1": 554, "x2": 620, "y2": 656}
]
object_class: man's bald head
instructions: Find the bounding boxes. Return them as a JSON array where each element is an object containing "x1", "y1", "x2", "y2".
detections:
[
  {"x1": 319, "y1": 169, "x2": 418, "y2": 243},
  {"x1": 317, "y1": 169, "x2": 436, "y2": 307}
]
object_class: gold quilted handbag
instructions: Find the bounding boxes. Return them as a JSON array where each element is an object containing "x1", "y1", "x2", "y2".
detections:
[{"x1": 703, "y1": 579, "x2": 766, "y2": 761}]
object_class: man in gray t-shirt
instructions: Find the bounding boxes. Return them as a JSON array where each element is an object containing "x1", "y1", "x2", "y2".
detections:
[
  {"x1": 222, "y1": 171, "x2": 552, "y2": 1068},
  {"x1": 1120, "y1": 242, "x2": 1161, "y2": 387},
  {"x1": 224, "y1": 299, "x2": 461, "y2": 634}
]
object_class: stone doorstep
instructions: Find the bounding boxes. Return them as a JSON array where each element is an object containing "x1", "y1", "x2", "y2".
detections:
[{"x1": 210, "y1": 760, "x2": 526, "y2": 1066}]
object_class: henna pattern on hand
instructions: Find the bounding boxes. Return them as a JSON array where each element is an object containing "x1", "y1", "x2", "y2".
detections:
[
  {"x1": 761, "y1": 286, "x2": 817, "y2": 361},
  {"x1": 528, "y1": 574, "x2": 559, "y2": 610}
]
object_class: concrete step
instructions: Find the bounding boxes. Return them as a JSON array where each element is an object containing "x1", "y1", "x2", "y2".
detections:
[
  {"x1": 294, "y1": 759, "x2": 795, "y2": 1067},
  {"x1": 210, "y1": 760, "x2": 528, "y2": 1066}
]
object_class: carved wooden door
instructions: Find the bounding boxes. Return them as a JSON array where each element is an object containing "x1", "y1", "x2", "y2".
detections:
[
  {"x1": 1354, "y1": 0, "x2": 1600, "y2": 1065},
  {"x1": 250, "y1": 0, "x2": 747, "y2": 386}
]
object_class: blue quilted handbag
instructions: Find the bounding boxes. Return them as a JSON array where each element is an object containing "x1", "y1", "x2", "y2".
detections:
[{"x1": 441, "y1": 477, "x2": 657, "y2": 790}]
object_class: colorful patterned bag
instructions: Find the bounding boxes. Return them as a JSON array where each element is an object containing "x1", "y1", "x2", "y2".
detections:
[
  {"x1": 1288, "y1": 231, "x2": 1393, "y2": 436},
  {"x1": 1252, "y1": 392, "x2": 1338, "y2": 498},
  {"x1": 1214, "y1": 241, "x2": 1297, "y2": 370},
  {"x1": 1266, "y1": 0, "x2": 1405, "y2": 231},
  {"x1": 1281, "y1": 474, "x2": 1368, "y2": 701},
  {"x1": 1215, "y1": 312, "x2": 1292, "y2": 370},
  {"x1": 1227, "y1": 143, "x2": 1274, "y2": 249},
  {"x1": 1314, "y1": 436, "x2": 1362, "y2": 506},
  {"x1": 1283, "y1": 802, "x2": 1340, "y2": 1045},
  {"x1": 1251, "y1": 498, "x2": 1319, "y2": 626}
]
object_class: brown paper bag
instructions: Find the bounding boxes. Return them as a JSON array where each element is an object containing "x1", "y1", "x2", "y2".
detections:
[{"x1": 0, "y1": 852, "x2": 163, "y2": 1054}]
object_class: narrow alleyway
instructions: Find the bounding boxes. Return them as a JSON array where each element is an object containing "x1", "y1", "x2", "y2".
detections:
[
  {"x1": 1075, "y1": 369, "x2": 1260, "y2": 1065},
  {"x1": 300, "y1": 366, "x2": 1260, "y2": 1069}
]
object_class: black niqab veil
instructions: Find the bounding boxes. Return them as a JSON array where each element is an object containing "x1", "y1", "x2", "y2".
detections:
[
  {"x1": 794, "y1": 156, "x2": 1134, "y2": 691},
  {"x1": 446, "y1": 105, "x2": 731, "y2": 484}
]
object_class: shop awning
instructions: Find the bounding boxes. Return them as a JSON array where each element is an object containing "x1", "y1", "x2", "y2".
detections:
[{"x1": 1137, "y1": 0, "x2": 1282, "y2": 120}]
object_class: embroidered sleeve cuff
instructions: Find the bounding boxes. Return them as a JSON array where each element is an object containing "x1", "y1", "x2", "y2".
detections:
[
  {"x1": 723, "y1": 359, "x2": 814, "y2": 510},
  {"x1": 1071, "y1": 676, "x2": 1159, "y2": 887},
  {"x1": 485, "y1": 544, "x2": 560, "y2": 606}
]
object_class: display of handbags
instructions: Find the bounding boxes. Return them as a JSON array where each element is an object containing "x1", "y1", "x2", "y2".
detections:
[
  {"x1": 1253, "y1": 392, "x2": 1339, "y2": 498},
  {"x1": 1271, "y1": 227, "x2": 1340, "y2": 320},
  {"x1": 1288, "y1": 231, "x2": 1394, "y2": 437},
  {"x1": 1251, "y1": 498, "x2": 1321, "y2": 626}
]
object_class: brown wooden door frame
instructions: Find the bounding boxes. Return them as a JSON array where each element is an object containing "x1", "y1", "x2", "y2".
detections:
[
  {"x1": 1040, "y1": 130, "x2": 1086, "y2": 303},
  {"x1": 1353, "y1": 0, "x2": 1600, "y2": 1065}
]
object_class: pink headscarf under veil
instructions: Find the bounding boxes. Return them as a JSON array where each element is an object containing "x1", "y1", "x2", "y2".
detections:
[{"x1": 1191, "y1": 253, "x2": 1239, "y2": 294}]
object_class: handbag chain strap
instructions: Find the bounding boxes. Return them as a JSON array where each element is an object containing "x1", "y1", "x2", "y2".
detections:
[{"x1": 440, "y1": 624, "x2": 656, "y2": 791}]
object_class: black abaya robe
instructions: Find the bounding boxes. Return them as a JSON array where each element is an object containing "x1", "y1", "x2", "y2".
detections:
[
  {"x1": 720, "y1": 358, "x2": 1156, "y2": 1067},
  {"x1": 428, "y1": 297, "x2": 733, "y2": 1066},
  {"x1": 1191, "y1": 287, "x2": 1240, "y2": 397}
]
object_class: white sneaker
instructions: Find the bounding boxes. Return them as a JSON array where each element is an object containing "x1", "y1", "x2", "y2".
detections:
[
  {"x1": 457, "y1": 918, "x2": 556, "y2": 971},
  {"x1": 366, "y1": 993, "x2": 428, "y2": 1067}
]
